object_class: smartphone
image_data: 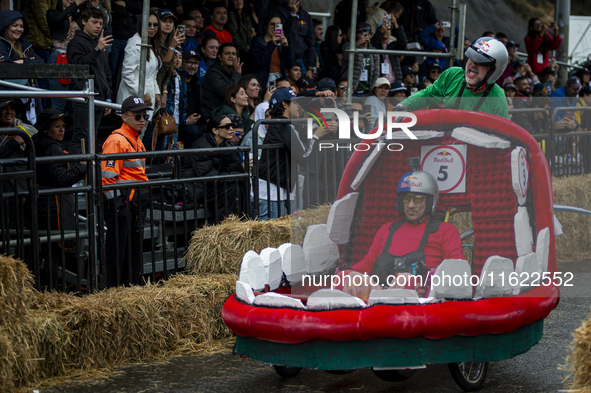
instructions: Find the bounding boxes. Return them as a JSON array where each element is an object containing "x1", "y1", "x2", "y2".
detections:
[
  {"x1": 177, "y1": 25, "x2": 186, "y2": 36},
  {"x1": 269, "y1": 80, "x2": 277, "y2": 91},
  {"x1": 566, "y1": 111, "x2": 573, "y2": 121},
  {"x1": 275, "y1": 23, "x2": 283, "y2": 38},
  {"x1": 383, "y1": 14, "x2": 391, "y2": 29},
  {"x1": 546, "y1": 81, "x2": 552, "y2": 92},
  {"x1": 362, "y1": 104, "x2": 372, "y2": 115},
  {"x1": 441, "y1": 21, "x2": 451, "y2": 28}
]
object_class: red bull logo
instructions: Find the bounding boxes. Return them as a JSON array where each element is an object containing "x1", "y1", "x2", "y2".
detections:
[
  {"x1": 474, "y1": 41, "x2": 490, "y2": 53},
  {"x1": 401, "y1": 180, "x2": 423, "y2": 188},
  {"x1": 404, "y1": 175, "x2": 419, "y2": 182},
  {"x1": 434, "y1": 150, "x2": 454, "y2": 163},
  {"x1": 436, "y1": 151, "x2": 451, "y2": 157}
]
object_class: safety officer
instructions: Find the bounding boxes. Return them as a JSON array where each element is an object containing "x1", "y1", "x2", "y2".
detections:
[{"x1": 101, "y1": 96, "x2": 152, "y2": 287}]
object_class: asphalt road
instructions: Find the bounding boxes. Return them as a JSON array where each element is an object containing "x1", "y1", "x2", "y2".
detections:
[{"x1": 44, "y1": 259, "x2": 591, "y2": 393}]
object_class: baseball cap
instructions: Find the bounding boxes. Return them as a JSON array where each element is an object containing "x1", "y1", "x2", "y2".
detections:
[
  {"x1": 270, "y1": 88, "x2": 296, "y2": 108},
  {"x1": 157, "y1": 9, "x2": 176, "y2": 20},
  {"x1": 567, "y1": 76, "x2": 582, "y2": 90},
  {"x1": 357, "y1": 22, "x2": 372, "y2": 33},
  {"x1": 533, "y1": 83, "x2": 545, "y2": 92},
  {"x1": 506, "y1": 40, "x2": 520, "y2": 48},
  {"x1": 428, "y1": 62, "x2": 442, "y2": 71},
  {"x1": 34, "y1": 108, "x2": 70, "y2": 133},
  {"x1": 373, "y1": 77, "x2": 391, "y2": 89},
  {"x1": 503, "y1": 81, "x2": 516, "y2": 90},
  {"x1": 390, "y1": 81, "x2": 407, "y2": 92},
  {"x1": 540, "y1": 67, "x2": 556, "y2": 77},
  {"x1": 317, "y1": 78, "x2": 336, "y2": 92},
  {"x1": 402, "y1": 66, "x2": 418, "y2": 76},
  {"x1": 121, "y1": 96, "x2": 154, "y2": 113},
  {"x1": 296, "y1": 76, "x2": 316, "y2": 90},
  {"x1": 0, "y1": 98, "x2": 21, "y2": 110},
  {"x1": 182, "y1": 50, "x2": 200, "y2": 61}
]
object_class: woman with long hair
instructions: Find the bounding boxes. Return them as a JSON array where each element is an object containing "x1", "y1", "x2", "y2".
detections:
[
  {"x1": 198, "y1": 35, "x2": 219, "y2": 83},
  {"x1": 320, "y1": 25, "x2": 342, "y2": 65},
  {"x1": 117, "y1": 11, "x2": 161, "y2": 132},
  {"x1": 155, "y1": 8, "x2": 184, "y2": 90},
  {"x1": 524, "y1": 17, "x2": 561, "y2": 77},
  {"x1": 180, "y1": 114, "x2": 245, "y2": 223},
  {"x1": 238, "y1": 74, "x2": 262, "y2": 109},
  {"x1": 249, "y1": 13, "x2": 293, "y2": 89},
  {"x1": 211, "y1": 84, "x2": 254, "y2": 140}
]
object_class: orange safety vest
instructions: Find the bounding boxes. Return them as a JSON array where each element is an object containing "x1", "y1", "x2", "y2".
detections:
[{"x1": 101, "y1": 123, "x2": 148, "y2": 204}]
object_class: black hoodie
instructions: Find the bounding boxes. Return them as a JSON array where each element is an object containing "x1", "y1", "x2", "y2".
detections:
[{"x1": 67, "y1": 29, "x2": 112, "y2": 100}]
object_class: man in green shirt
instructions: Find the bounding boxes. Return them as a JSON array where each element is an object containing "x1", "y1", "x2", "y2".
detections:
[{"x1": 400, "y1": 37, "x2": 509, "y2": 118}]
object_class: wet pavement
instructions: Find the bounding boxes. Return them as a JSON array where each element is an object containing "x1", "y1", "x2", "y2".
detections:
[{"x1": 42, "y1": 259, "x2": 591, "y2": 393}]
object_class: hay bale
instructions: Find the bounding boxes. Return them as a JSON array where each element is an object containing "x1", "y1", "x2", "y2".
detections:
[
  {"x1": 185, "y1": 206, "x2": 332, "y2": 275},
  {"x1": 0, "y1": 254, "x2": 35, "y2": 322},
  {"x1": 553, "y1": 174, "x2": 591, "y2": 260},
  {"x1": 567, "y1": 312, "x2": 591, "y2": 391},
  {"x1": 29, "y1": 274, "x2": 235, "y2": 376}
]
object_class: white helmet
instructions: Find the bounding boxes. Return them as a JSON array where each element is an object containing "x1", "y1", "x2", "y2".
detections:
[
  {"x1": 464, "y1": 37, "x2": 508, "y2": 88},
  {"x1": 396, "y1": 170, "x2": 439, "y2": 222}
]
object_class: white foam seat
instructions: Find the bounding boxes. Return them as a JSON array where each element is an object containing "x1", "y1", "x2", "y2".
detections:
[
  {"x1": 536, "y1": 227, "x2": 550, "y2": 275},
  {"x1": 473, "y1": 256, "x2": 514, "y2": 300},
  {"x1": 238, "y1": 250, "x2": 266, "y2": 291},
  {"x1": 351, "y1": 142, "x2": 384, "y2": 190},
  {"x1": 326, "y1": 192, "x2": 359, "y2": 244},
  {"x1": 260, "y1": 247, "x2": 283, "y2": 291},
  {"x1": 303, "y1": 224, "x2": 339, "y2": 274},
  {"x1": 368, "y1": 288, "x2": 420, "y2": 306},
  {"x1": 451, "y1": 127, "x2": 511, "y2": 149},
  {"x1": 514, "y1": 207, "x2": 534, "y2": 256},
  {"x1": 236, "y1": 281, "x2": 256, "y2": 304},
  {"x1": 278, "y1": 243, "x2": 307, "y2": 284},
  {"x1": 514, "y1": 253, "x2": 538, "y2": 294},
  {"x1": 306, "y1": 289, "x2": 366, "y2": 310},
  {"x1": 253, "y1": 292, "x2": 305, "y2": 309},
  {"x1": 431, "y1": 259, "x2": 473, "y2": 300}
]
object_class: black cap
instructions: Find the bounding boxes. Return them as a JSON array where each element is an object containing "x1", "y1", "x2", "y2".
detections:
[
  {"x1": 296, "y1": 76, "x2": 316, "y2": 90},
  {"x1": 428, "y1": 62, "x2": 442, "y2": 70},
  {"x1": 357, "y1": 22, "x2": 372, "y2": 33},
  {"x1": 317, "y1": 78, "x2": 336, "y2": 92},
  {"x1": 506, "y1": 40, "x2": 520, "y2": 48},
  {"x1": 540, "y1": 67, "x2": 556, "y2": 77},
  {"x1": 157, "y1": 9, "x2": 176, "y2": 20},
  {"x1": 182, "y1": 50, "x2": 200, "y2": 61},
  {"x1": 402, "y1": 66, "x2": 418, "y2": 76},
  {"x1": 34, "y1": 108, "x2": 70, "y2": 133},
  {"x1": 0, "y1": 98, "x2": 22, "y2": 110},
  {"x1": 121, "y1": 96, "x2": 153, "y2": 113}
]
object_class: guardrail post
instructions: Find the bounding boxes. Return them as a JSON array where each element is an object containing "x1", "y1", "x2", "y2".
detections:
[{"x1": 345, "y1": 0, "x2": 358, "y2": 108}]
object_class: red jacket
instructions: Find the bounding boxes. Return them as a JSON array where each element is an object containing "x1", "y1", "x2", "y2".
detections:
[
  {"x1": 524, "y1": 33, "x2": 561, "y2": 76},
  {"x1": 351, "y1": 220, "x2": 464, "y2": 273}
]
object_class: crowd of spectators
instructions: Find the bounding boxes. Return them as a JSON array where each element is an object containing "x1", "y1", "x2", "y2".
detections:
[{"x1": 2, "y1": 0, "x2": 591, "y2": 287}]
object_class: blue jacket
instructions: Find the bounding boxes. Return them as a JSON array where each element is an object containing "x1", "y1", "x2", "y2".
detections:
[
  {"x1": 275, "y1": 4, "x2": 314, "y2": 68},
  {"x1": 0, "y1": 10, "x2": 43, "y2": 64},
  {"x1": 250, "y1": 36, "x2": 294, "y2": 89}
]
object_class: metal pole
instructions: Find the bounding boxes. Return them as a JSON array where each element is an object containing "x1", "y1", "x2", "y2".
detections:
[
  {"x1": 457, "y1": 4, "x2": 466, "y2": 62},
  {"x1": 87, "y1": 79, "x2": 95, "y2": 155},
  {"x1": 556, "y1": 0, "x2": 570, "y2": 87},
  {"x1": 137, "y1": 0, "x2": 150, "y2": 98},
  {"x1": 345, "y1": 0, "x2": 358, "y2": 107},
  {"x1": 448, "y1": 0, "x2": 458, "y2": 68}
]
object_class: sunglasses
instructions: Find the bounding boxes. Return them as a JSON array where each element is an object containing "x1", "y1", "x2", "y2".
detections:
[
  {"x1": 148, "y1": 23, "x2": 158, "y2": 27},
  {"x1": 217, "y1": 123, "x2": 234, "y2": 129},
  {"x1": 339, "y1": 85, "x2": 347, "y2": 90},
  {"x1": 430, "y1": 69, "x2": 441, "y2": 74},
  {"x1": 126, "y1": 113, "x2": 150, "y2": 121},
  {"x1": 402, "y1": 194, "x2": 427, "y2": 204}
]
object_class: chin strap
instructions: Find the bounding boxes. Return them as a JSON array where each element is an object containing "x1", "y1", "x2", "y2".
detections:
[{"x1": 454, "y1": 82, "x2": 494, "y2": 112}]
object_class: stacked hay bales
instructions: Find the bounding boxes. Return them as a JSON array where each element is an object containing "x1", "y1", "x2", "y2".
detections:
[
  {"x1": 567, "y1": 312, "x2": 591, "y2": 391},
  {"x1": 553, "y1": 174, "x2": 591, "y2": 261}
]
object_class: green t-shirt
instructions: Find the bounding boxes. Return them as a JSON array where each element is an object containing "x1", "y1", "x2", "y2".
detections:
[{"x1": 401, "y1": 67, "x2": 509, "y2": 119}]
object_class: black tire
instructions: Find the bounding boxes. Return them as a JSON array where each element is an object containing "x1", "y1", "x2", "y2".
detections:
[
  {"x1": 448, "y1": 362, "x2": 488, "y2": 391},
  {"x1": 325, "y1": 370, "x2": 353, "y2": 375},
  {"x1": 371, "y1": 368, "x2": 416, "y2": 382},
  {"x1": 273, "y1": 365, "x2": 302, "y2": 378}
]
